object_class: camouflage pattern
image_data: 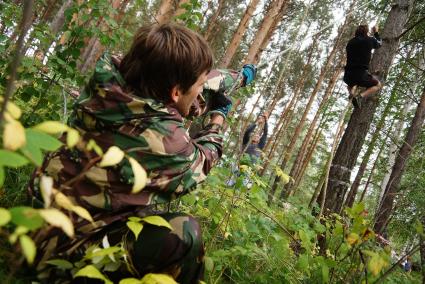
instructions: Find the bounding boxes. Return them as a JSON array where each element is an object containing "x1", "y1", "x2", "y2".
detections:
[
  {"x1": 30, "y1": 53, "x2": 245, "y2": 283},
  {"x1": 36, "y1": 213, "x2": 204, "y2": 284}
]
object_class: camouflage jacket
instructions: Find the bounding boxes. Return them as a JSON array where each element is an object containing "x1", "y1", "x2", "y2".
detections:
[{"x1": 33, "y1": 54, "x2": 244, "y2": 218}]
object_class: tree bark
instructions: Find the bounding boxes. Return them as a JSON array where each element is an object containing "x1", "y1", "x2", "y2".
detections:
[
  {"x1": 343, "y1": 81, "x2": 400, "y2": 208},
  {"x1": 203, "y1": 0, "x2": 226, "y2": 42},
  {"x1": 285, "y1": 63, "x2": 342, "y2": 196},
  {"x1": 374, "y1": 87, "x2": 425, "y2": 234},
  {"x1": 154, "y1": 0, "x2": 175, "y2": 24},
  {"x1": 243, "y1": 0, "x2": 287, "y2": 64},
  {"x1": 325, "y1": 0, "x2": 413, "y2": 214},
  {"x1": 272, "y1": 14, "x2": 350, "y2": 200},
  {"x1": 49, "y1": 0, "x2": 73, "y2": 35}
]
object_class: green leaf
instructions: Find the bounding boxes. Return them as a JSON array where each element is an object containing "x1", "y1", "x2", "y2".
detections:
[
  {"x1": 204, "y1": 256, "x2": 214, "y2": 272},
  {"x1": 142, "y1": 216, "x2": 173, "y2": 230},
  {"x1": 20, "y1": 129, "x2": 62, "y2": 165},
  {"x1": 0, "y1": 150, "x2": 29, "y2": 167},
  {"x1": 119, "y1": 278, "x2": 142, "y2": 284},
  {"x1": 368, "y1": 254, "x2": 388, "y2": 276},
  {"x1": 0, "y1": 208, "x2": 11, "y2": 226},
  {"x1": 322, "y1": 263, "x2": 329, "y2": 283},
  {"x1": 85, "y1": 247, "x2": 121, "y2": 259},
  {"x1": 74, "y1": 265, "x2": 112, "y2": 284},
  {"x1": 19, "y1": 235, "x2": 36, "y2": 264},
  {"x1": 128, "y1": 216, "x2": 142, "y2": 222},
  {"x1": 127, "y1": 221, "x2": 143, "y2": 240},
  {"x1": 45, "y1": 259, "x2": 73, "y2": 269},
  {"x1": 0, "y1": 167, "x2": 4, "y2": 187},
  {"x1": 10, "y1": 207, "x2": 44, "y2": 230},
  {"x1": 27, "y1": 129, "x2": 63, "y2": 151},
  {"x1": 140, "y1": 273, "x2": 177, "y2": 284}
]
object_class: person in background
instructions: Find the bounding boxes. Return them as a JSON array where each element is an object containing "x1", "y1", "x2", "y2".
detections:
[{"x1": 242, "y1": 112, "x2": 269, "y2": 162}]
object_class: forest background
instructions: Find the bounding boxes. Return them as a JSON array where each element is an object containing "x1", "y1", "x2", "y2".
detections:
[{"x1": 0, "y1": 0, "x2": 425, "y2": 283}]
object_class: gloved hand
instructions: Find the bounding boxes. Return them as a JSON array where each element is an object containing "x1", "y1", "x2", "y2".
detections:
[
  {"x1": 242, "y1": 64, "x2": 257, "y2": 86},
  {"x1": 208, "y1": 92, "x2": 232, "y2": 118}
]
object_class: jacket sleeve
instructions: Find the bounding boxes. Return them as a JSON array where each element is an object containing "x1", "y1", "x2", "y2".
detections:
[
  {"x1": 372, "y1": 32, "x2": 382, "y2": 49},
  {"x1": 243, "y1": 123, "x2": 256, "y2": 146},
  {"x1": 258, "y1": 121, "x2": 268, "y2": 149},
  {"x1": 203, "y1": 69, "x2": 245, "y2": 95}
]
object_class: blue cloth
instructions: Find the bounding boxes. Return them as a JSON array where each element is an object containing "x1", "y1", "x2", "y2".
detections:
[{"x1": 242, "y1": 64, "x2": 257, "y2": 85}]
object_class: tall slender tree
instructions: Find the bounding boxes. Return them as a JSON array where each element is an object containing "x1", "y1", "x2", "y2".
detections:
[
  {"x1": 374, "y1": 87, "x2": 425, "y2": 233},
  {"x1": 324, "y1": 0, "x2": 414, "y2": 214}
]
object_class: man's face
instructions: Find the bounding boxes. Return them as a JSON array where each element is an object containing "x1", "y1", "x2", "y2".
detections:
[
  {"x1": 252, "y1": 134, "x2": 260, "y2": 144},
  {"x1": 174, "y1": 71, "x2": 208, "y2": 117}
]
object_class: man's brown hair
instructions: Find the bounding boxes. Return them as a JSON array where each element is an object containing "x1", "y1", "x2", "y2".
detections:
[
  {"x1": 119, "y1": 23, "x2": 213, "y2": 103},
  {"x1": 355, "y1": 25, "x2": 368, "y2": 37}
]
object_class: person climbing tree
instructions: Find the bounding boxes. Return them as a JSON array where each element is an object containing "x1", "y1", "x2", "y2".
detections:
[
  {"x1": 29, "y1": 23, "x2": 255, "y2": 283},
  {"x1": 343, "y1": 24, "x2": 382, "y2": 108},
  {"x1": 242, "y1": 112, "x2": 269, "y2": 162}
]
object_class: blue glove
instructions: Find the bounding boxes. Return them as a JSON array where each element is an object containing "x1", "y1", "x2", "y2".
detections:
[
  {"x1": 209, "y1": 92, "x2": 232, "y2": 118},
  {"x1": 242, "y1": 64, "x2": 257, "y2": 86}
]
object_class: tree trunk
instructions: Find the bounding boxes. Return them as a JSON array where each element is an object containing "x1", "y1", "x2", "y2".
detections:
[
  {"x1": 78, "y1": 0, "x2": 129, "y2": 73},
  {"x1": 243, "y1": 0, "x2": 287, "y2": 64},
  {"x1": 154, "y1": 0, "x2": 175, "y2": 24},
  {"x1": 285, "y1": 63, "x2": 342, "y2": 196},
  {"x1": 49, "y1": 0, "x2": 73, "y2": 35},
  {"x1": 260, "y1": 38, "x2": 317, "y2": 172},
  {"x1": 374, "y1": 87, "x2": 425, "y2": 234},
  {"x1": 219, "y1": 0, "x2": 260, "y2": 67},
  {"x1": 325, "y1": 0, "x2": 413, "y2": 214},
  {"x1": 343, "y1": 81, "x2": 400, "y2": 208},
  {"x1": 358, "y1": 138, "x2": 386, "y2": 203},
  {"x1": 273, "y1": 16, "x2": 350, "y2": 200},
  {"x1": 203, "y1": 0, "x2": 226, "y2": 42},
  {"x1": 291, "y1": 127, "x2": 322, "y2": 195},
  {"x1": 174, "y1": 0, "x2": 190, "y2": 19},
  {"x1": 252, "y1": 2, "x2": 288, "y2": 64}
]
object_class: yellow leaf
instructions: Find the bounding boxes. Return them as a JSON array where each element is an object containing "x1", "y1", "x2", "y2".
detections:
[
  {"x1": 346, "y1": 232, "x2": 360, "y2": 246},
  {"x1": 59, "y1": 31, "x2": 71, "y2": 45},
  {"x1": 127, "y1": 221, "x2": 143, "y2": 240},
  {"x1": 40, "y1": 175, "x2": 54, "y2": 208},
  {"x1": 368, "y1": 254, "x2": 388, "y2": 276},
  {"x1": 19, "y1": 235, "x2": 36, "y2": 264},
  {"x1": 275, "y1": 166, "x2": 291, "y2": 185},
  {"x1": 39, "y1": 208, "x2": 74, "y2": 237},
  {"x1": 3, "y1": 120, "x2": 26, "y2": 150},
  {"x1": 71, "y1": 206, "x2": 94, "y2": 223},
  {"x1": 33, "y1": 121, "x2": 69, "y2": 134},
  {"x1": 74, "y1": 265, "x2": 112, "y2": 284},
  {"x1": 6, "y1": 101, "x2": 22, "y2": 119},
  {"x1": 66, "y1": 128, "x2": 79, "y2": 148},
  {"x1": 140, "y1": 273, "x2": 177, "y2": 284},
  {"x1": 54, "y1": 190, "x2": 94, "y2": 223},
  {"x1": 54, "y1": 190, "x2": 74, "y2": 210},
  {"x1": 87, "y1": 139, "x2": 103, "y2": 156},
  {"x1": 128, "y1": 157, "x2": 147, "y2": 193},
  {"x1": 99, "y1": 146, "x2": 124, "y2": 167},
  {"x1": 20, "y1": 235, "x2": 36, "y2": 264},
  {"x1": 142, "y1": 216, "x2": 173, "y2": 230},
  {"x1": 0, "y1": 208, "x2": 11, "y2": 226},
  {"x1": 119, "y1": 278, "x2": 142, "y2": 284}
]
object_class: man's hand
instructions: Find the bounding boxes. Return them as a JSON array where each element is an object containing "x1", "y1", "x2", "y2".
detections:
[
  {"x1": 209, "y1": 92, "x2": 232, "y2": 118},
  {"x1": 371, "y1": 26, "x2": 378, "y2": 33}
]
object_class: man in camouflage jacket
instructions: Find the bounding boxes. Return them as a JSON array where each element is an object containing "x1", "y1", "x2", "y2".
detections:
[{"x1": 31, "y1": 23, "x2": 255, "y2": 283}]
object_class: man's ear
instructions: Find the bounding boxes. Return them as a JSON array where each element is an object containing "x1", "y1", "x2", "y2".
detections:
[{"x1": 170, "y1": 85, "x2": 182, "y2": 103}]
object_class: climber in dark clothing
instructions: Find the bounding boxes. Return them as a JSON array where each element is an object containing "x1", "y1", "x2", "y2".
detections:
[
  {"x1": 343, "y1": 24, "x2": 382, "y2": 108},
  {"x1": 242, "y1": 113, "x2": 268, "y2": 161}
]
